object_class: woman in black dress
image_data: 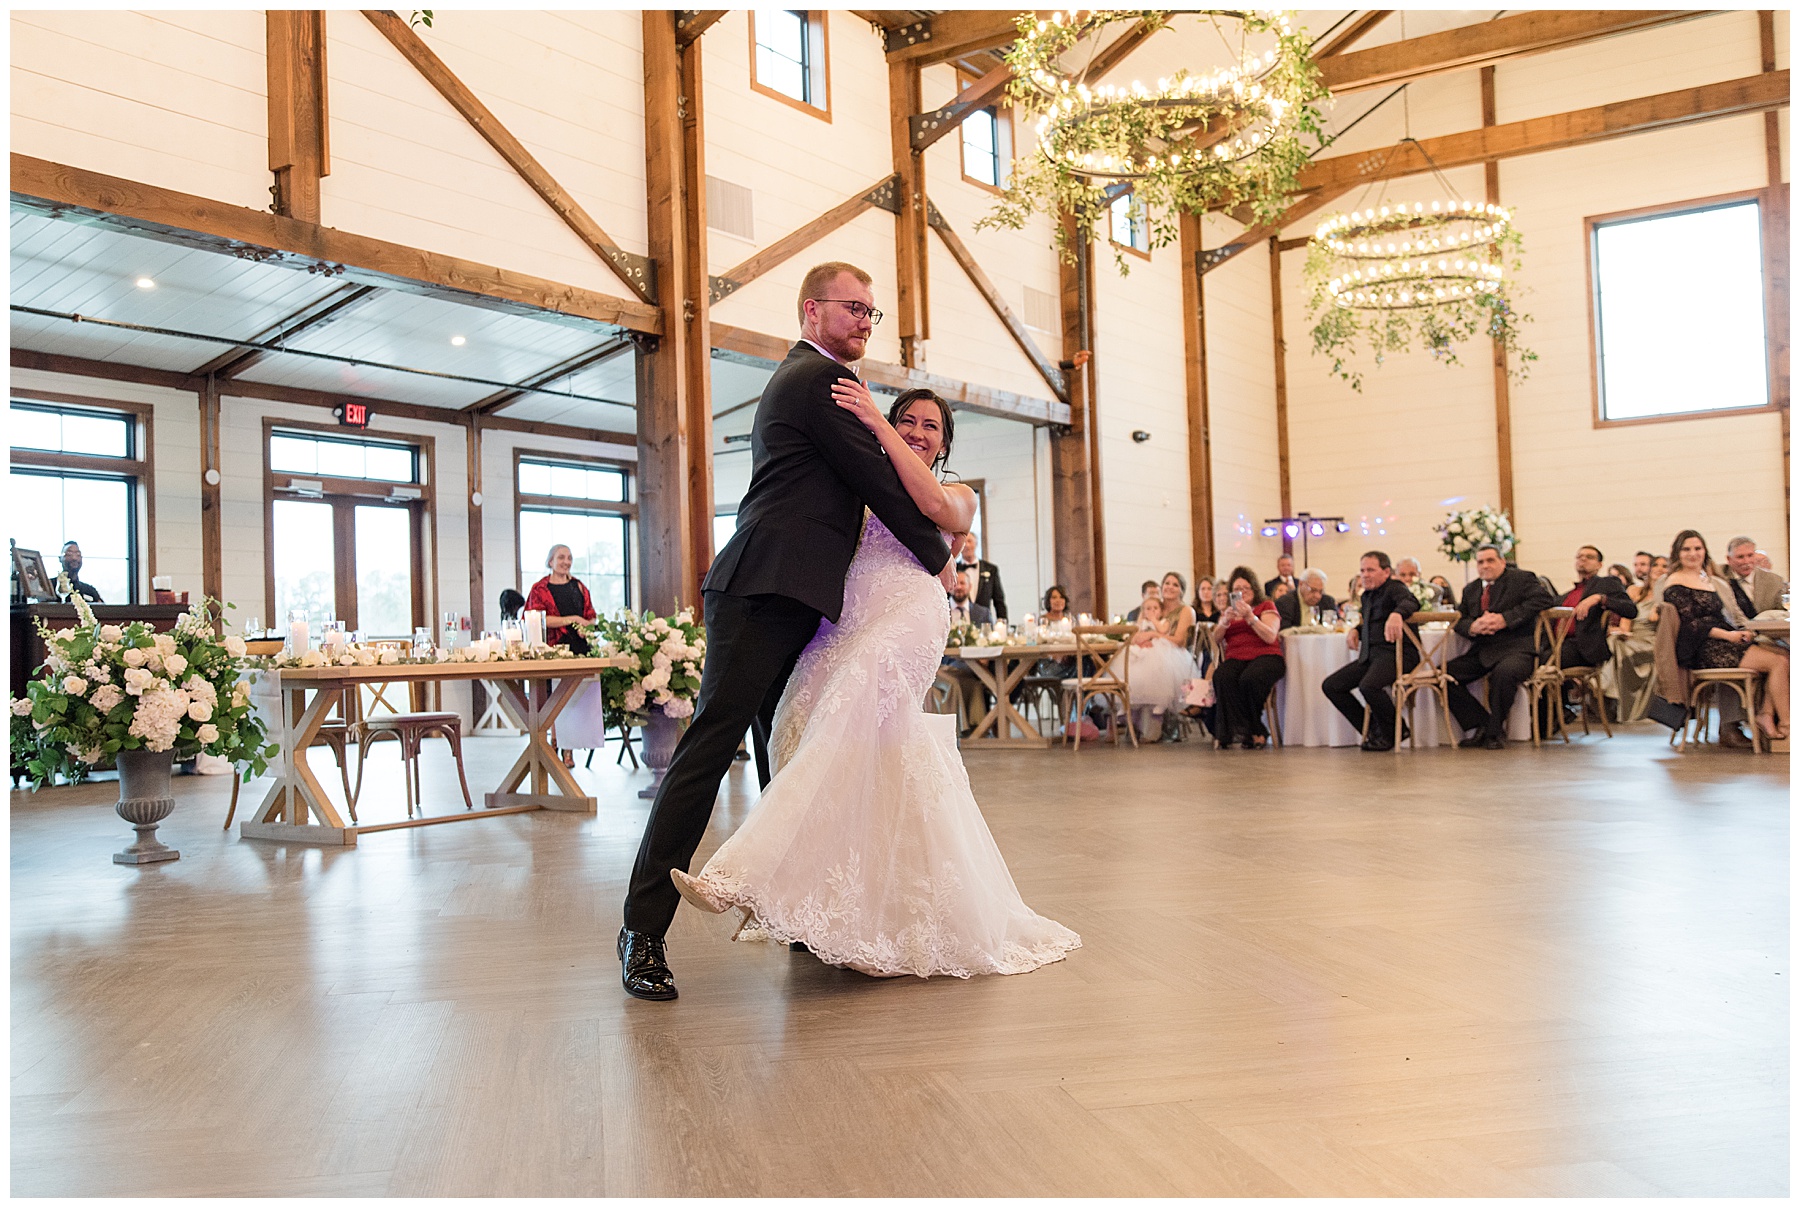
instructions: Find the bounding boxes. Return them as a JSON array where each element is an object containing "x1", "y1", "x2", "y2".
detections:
[
  {"x1": 1662, "y1": 529, "x2": 1788, "y2": 739},
  {"x1": 525, "y1": 543, "x2": 600, "y2": 763}
]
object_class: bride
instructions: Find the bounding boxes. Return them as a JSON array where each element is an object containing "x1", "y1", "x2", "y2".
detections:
[{"x1": 670, "y1": 385, "x2": 1080, "y2": 979}]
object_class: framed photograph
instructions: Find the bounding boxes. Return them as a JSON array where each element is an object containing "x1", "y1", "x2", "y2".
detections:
[{"x1": 10, "y1": 543, "x2": 55, "y2": 602}]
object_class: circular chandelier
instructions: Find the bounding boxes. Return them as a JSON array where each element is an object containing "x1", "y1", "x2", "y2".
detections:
[
  {"x1": 1315, "y1": 199, "x2": 1512, "y2": 310},
  {"x1": 979, "y1": 10, "x2": 1326, "y2": 264}
]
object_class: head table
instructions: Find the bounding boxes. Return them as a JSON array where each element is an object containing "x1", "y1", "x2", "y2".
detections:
[
  {"x1": 245, "y1": 655, "x2": 629, "y2": 847},
  {"x1": 944, "y1": 639, "x2": 1121, "y2": 749}
]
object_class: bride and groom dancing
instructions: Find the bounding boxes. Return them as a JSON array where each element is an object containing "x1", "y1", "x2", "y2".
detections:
[{"x1": 617, "y1": 261, "x2": 1079, "y2": 999}]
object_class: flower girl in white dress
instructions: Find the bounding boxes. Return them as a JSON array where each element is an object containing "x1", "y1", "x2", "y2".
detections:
[{"x1": 670, "y1": 385, "x2": 1080, "y2": 979}]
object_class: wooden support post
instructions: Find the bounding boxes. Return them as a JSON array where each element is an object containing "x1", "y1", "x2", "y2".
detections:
[
  {"x1": 1049, "y1": 214, "x2": 1104, "y2": 614},
  {"x1": 1761, "y1": 12, "x2": 1790, "y2": 514},
  {"x1": 1268, "y1": 237, "x2": 1293, "y2": 554},
  {"x1": 265, "y1": 11, "x2": 329, "y2": 223},
  {"x1": 1179, "y1": 213, "x2": 1215, "y2": 580},
  {"x1": 680, "y1": 32, "x2": 715, "y2": 608},
  {"x1": 1482, "y1": 66, "x2": 1516, "y2": 518},
  {"x1": 889, "y1": 59, "x2": 929, "y2": 366},
  {"x1": 467, "y1": 414, "x2": 485, "y2": 719},
  {"x1": 638, "y1": 11, "x2": 702, "y2": 615},
  {"x1": 199, "y1": 376, "x2": 223, "y2": 609}
]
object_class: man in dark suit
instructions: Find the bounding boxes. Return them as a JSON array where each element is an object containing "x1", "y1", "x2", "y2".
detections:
[
  {"x1": 1551, "y1": 543, "x2": 1637, "y2": 670},
  {"x1": 620, "y1": 261, "x2": 953, "y2": 1001},
  {"x1": 1445, "y1": 544, "x2": 1553, "y2": 748},
  {"x1": 1264, "y1": 554, "x2": 1297, "y2": 600},
  {"x1": 1321, "y1": 550, "x2": 1420, "y2": 750},
  {"x1": 1124, "y1": 580, "x2": 1158, "y2": 622},
  {"x1": 1275, "y1": 568, "x2": 1336, "y2": 629},
  {"x1": 954, "y1": 533, "x2": 1007, "y2": 621}
]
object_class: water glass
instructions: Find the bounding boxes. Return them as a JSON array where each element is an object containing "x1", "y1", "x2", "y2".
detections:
[
  {"x1": 1322, "y1": 609, "x2": 1338, "y2": 628},
  {"x1": 412, "y1": 626, "x2": 433, "y2": 658},
  {"x1": 247, "y1": 616, "x2": 262, "y2": 639}
]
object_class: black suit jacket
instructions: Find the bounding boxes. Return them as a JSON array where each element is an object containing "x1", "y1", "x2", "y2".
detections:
[
  {"x1": 955, "y1": 557, "x2": 1007, "y2": 620},
  {"x1": 701, "y1": 344, "x2": 950, "y2": 621},
  {"x1": 1353, "y1": 578, "x2": 1419, "y2": 664},
  {"x1": 948, "y1": 599, "x2": 993, "y2": 628},
  {"x1": 1264, "y1": 575, "x2": 1296, "y2": 598},
  {"x1": 1275, "y1": 591, "x2": 1337, "y2": 629},
  {"x1": 1555, "y1": 574, "x2": 1638, "y2": 666},
  {"x1": 1453, "y1": 566, "x2": 1552, "y2": 665}
]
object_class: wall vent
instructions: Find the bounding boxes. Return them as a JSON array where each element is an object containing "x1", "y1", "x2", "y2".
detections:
[
  {"x1": 1023, "y1": 285, "x2": 1059, "y2": 335},
  {"x1": 707, "y1": 175, "x2": 755, "y2": 241}
]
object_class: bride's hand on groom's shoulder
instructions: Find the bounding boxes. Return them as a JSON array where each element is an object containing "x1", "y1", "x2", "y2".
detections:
[{"x1": 830, "y1": 378, "x2": 883, "y2": 432}]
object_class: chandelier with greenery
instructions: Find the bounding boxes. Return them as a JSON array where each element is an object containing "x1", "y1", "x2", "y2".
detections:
[
  {"x1": 1302, "y1": 75, "x2": 1537, "y2": 392},
  {"x1": 979, "y1": 10, "x2": 1326, "y2": 265}
]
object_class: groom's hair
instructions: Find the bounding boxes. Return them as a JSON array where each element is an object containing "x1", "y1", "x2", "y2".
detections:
[{"x1": 798, "y1": 261, "x2": 872, "y2": 323}]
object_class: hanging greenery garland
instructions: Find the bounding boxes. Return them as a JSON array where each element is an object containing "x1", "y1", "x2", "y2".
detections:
[{"x1": 978, "y1": 10, "x2": 1327, "y2": 268}]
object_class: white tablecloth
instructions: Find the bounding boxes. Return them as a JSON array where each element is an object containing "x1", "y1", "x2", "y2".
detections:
[{"x1": 1275, "y1": 628, "x2": 1531, "y2": 748}]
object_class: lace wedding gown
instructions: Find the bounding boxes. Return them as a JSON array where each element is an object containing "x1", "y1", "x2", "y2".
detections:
[{"x1": 683, "y1": 513, "x2": 1081, "y2": 978}]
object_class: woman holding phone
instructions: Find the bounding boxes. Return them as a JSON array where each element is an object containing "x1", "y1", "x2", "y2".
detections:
[{"x1": 1211, "y1": 566, "x2": 1285, "y2": 749}]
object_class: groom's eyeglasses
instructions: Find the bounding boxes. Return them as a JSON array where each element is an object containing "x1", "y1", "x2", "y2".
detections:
[{"x1": 816, "y1": 299, "x2": 884, "y2": 325}]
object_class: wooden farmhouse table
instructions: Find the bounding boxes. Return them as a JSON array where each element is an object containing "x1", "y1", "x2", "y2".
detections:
[
  {"x1": 243, "y1": 655, "x2": 629, "y2": 847},
  {"x1": 945, "y1": 639, "x2": 1119, "y2": 749}
]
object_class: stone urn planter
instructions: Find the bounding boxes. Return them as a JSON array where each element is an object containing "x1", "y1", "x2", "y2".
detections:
[
  {"x1": 637, "y1": 712, "x2": 680, "y2": 800},
  {"x1": 113, "y1": 747, "x2": 180, "y2": 865}
]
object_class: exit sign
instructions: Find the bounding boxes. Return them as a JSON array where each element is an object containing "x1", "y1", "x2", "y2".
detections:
[{"x1": 338, "y1": 402, "x2": 371, "y2": 428}]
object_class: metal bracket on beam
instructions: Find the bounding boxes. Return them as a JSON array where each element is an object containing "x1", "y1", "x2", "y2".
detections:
[
  {"x1": 924, "y1": 199, "x2": 949, "y2": 232},
  {"x1": 674, "y1": 10, "x2": 702, "y2": 33},
  {"x1": 603, "y1": 247, "x2": 657, "y2": 305},
  {"x1": 864, "y1": 175, "x2": 903, "y2": 215},
  {"x1": 910, "y1": 100, "x2": 975, "y2": 151},
  {"x1": 708, "y1": 275, "x2": 742, "y2": 305},
  {"x1": 883, "y1": 18, "x2": 931, "y2": 55},
  {"x1": 1197, "y1": 246, "x2": 1240, "y2": 273}
]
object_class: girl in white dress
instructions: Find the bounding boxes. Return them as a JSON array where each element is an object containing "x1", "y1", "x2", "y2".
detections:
[
  {"x1": 670, "y1": 385, "x2": 1080, "y2": 979},
  {"x1": 1126, "y1": 589, "x2": 1202, "y2": 737}
]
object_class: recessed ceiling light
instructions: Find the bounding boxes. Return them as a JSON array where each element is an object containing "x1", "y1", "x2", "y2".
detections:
[
  {"x1": 135, "y1": 277, "x2": 156, "y2": 289},
  {"x1": 450, "y1": 335, "x2": 466, "y2": 346}
]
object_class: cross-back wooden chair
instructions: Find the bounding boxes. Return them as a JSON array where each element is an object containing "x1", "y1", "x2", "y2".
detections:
[
  {"x1": 1064, "y1": 625, "x2": 1136, "y2": 750},
  {"x1": 1389, "y1": 611, "x2": 1460, "y2": 752},
  {"x1": 1524, "y1": 608, "x2": 1574, "y2": 745}
]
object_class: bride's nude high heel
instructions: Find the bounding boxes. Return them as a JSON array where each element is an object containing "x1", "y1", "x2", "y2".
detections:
[{"x1": 671, "y1": 868, "x2": 728, "y2": 913}]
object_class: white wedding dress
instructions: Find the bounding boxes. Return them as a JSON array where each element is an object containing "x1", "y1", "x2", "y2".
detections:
[{"x1": 683, "y1": 513, "x2": 1081, "y2": 979}]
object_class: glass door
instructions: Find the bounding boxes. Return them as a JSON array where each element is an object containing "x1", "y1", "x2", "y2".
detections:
[
  {"x1": 272, "y1": 499, "x2": 337, "y2": 625},
  {"x1": 353, "y1": 505, "x2": 415, "y2": 639}
]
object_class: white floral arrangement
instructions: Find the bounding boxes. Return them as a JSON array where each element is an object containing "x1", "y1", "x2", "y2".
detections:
[
  {"x1": 254, "y1": 639, "x2": 586, "y2": 671},
  {"x1": 1436, "y1": 505, "x2": 1515, "y2": 563},
  {"x1": 581, "y1": 608, "x2": 705, "y2": 726},
  {"x1": 10, "y1": 596, "x2": 275, "y2": 787}
]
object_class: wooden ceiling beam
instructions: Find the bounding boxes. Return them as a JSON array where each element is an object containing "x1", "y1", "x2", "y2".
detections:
[
  {"x1": 463, "y1": 333, "x2": 636, "y2": 416},
  {"x1": 191, "y1": 283, "x2": 380, "y2": 379},
  {"x1": 710, "y1": 176, "x2": 898, "y2": 302},
  {"x1": 1198, "y1": 187, "x2": 1354, "y2": 275},
  {"x1": 265, "y1": 10, "x2": 329, "y2": 223},
  {"x1": 1077, "y1": 17, "x2": 1160, "y2": 83},
  {"x1": 1310, "y1": 10, "x2": 1391, "y2": 60},
  {"x1": 361, "y1": 9, "x2": 656, "y2": 306},
  {"x1": 909, "y1": 66, "x2": 1014, "y2": 153},
  {"x1": 925, "y1": 199, "x2": 1067, "y2": 402},
  {"x1": 11, "y1": 154, "x2": 662, "y2": 335},
  {"x1": 885, "y1": 11, "x2": 1031, "y2": 67},
  {"x1": 1296, "y1": 69, "x2": 1789, "y2": 193},
  {"x1": 11, "y1": 347, "x2": 202, "y2": 392},
  {"x1": 674, "y1": 10, "x2": 726, "y2": 48},
  {"x1": 1319, "y1": 10, "x2": 1716, "y2": 94}
]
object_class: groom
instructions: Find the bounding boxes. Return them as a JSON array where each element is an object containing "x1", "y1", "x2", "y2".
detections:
[{"x1": 619, "y1": 261, "x2": 956, "y2": 1000}]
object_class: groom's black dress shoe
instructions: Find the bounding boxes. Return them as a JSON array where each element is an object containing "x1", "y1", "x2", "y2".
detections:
[{"x1": 619, "y1": 927, "x2": 678, "y2": 1000}]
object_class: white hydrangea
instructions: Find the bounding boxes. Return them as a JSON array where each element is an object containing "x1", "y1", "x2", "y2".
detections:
[
  {"x1": 663, "y1": 696, "x2": 693, "y2": 719},
  {"x1": 91, "y1": 684, "x2": 125, "y2": 714},
  {"x1": 12, "y1": 698, "x2": 33, "y2": 716},
  {"x1": 152, "y1": 633, "x2": 179, "y2": 657},
  {"x1": 128, "y1": 687, "x2": 187, "y2": 751}
]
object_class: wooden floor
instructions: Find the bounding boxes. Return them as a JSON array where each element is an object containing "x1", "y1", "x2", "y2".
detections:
[{"x1": 10, "y1": 726, "x2": 1788, "y2": 1196}]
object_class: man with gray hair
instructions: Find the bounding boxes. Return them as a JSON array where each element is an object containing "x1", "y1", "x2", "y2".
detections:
[
  {"x1": 1276, "y1": 567, "x2": 1336, "y2": 629},
  {"x1": 1446, "y1": 543, "x2": 1553, "y2": 747},
  {"x1": 1715, "y1": 535, "x2": 1787, "y2": 748}
]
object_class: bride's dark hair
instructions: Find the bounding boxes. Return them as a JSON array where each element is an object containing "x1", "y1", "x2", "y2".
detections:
[{"x1": 886, "y1": 388, "x2": 955, "y2": 473}]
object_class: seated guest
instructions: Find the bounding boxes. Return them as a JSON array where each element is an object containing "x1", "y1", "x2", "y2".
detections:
[
  {"x1": 1124, "y1": 580, "x2": 1159, "y2": 623},
  {"x1": 1040, "y1": 584, "x2": 1071, "y2": 627},
  {"x1": 1550, "y1": 544, "x2": 1637, "y2": 671},
  {"x1": 955, "y1": 532, "x2": 1007, "y2": 621},
  {"x1": 1193, "y1": 576, "x2": 1223, "y2": 624},
  {"x1": 1269, "y1": 580, "x2": 1291, "y2": 602},
  {"x1": 1394, "y1": 556, "x2": 1445, "y2": 605},
  {"x1": 1604, "y1": 561, "x2": 1662, "y2": 725},
  {"x1": 1663, "y1": 529, "x2": 1788, "y2": 740},
  {"x1": 1445, "y1": 544, "x2": 1553, "y2": 748},
  {"x1": 1428, "y1": 574, "x2": 1456, "y2": 607},
  {"x1": 57, "y1": 541, "x2": 102, "y2": 603},
  {"x1": 1605, "y1": 564, "x2": 1636, "y2": 620},
  {"x1": 1126, "y1": 594, "x2": 1201, "y2": 741},
  {"x1": 1712, "y1": 535, "x2": 1789, "y2": 746},
  {"x1": 1264, "y1": 554, "x2": 1297, "y2": 599},
  {"x1": 1155, "y1": 572, "x2": 1197, "y2": 647},
  {"x1": 948, "y1": 569, "x2": 993, "y2": 628},
  {"x1": 1322, "y1": 550, "x2": 1421, "y2": 750},
  {"x1": 1212, "y1": 566, "x2": 1285, "y2": 749},
  {"x1": 1632, "y1": 550, "x2": 1656, "y2": 590},
  {"x1": 1276, "y1": 568, "x2": 1336, "y2": 629},
  {"x1": 498, "y1": 587, "x2": 526, "y2": 622}
]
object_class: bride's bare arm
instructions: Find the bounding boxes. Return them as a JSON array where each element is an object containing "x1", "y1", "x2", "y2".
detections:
[{"x1": 831, "y1": 380, "x2": 977, "y2": 532}]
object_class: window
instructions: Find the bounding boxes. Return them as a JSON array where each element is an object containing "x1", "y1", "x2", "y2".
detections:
[
  {"x1": 958, "y1": 73, "x2": 1012, "y2": 192},
  {"x1": 1109, "y1": 190, "x2": 1150, "y2": 256},
  {"x1": 516, "y1": 454, "x2": 635, "y2": 615},
  {"x1": 9, "y1": 398, "x2": 147, "y2": 604},
  {"x1": 751, "y1": 10, "x2": 829, "y2": 118},
  {"x1": 1589, "y1": 193, "x2": 1772, "y2": 424},
  {"x1": 266, "y1": 424, "x2": 430, "y2": 638}
]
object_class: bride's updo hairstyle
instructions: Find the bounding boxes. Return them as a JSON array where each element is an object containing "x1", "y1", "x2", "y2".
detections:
[{"x1": 886, "y1": 388, "x2": 955, "y2": 473}]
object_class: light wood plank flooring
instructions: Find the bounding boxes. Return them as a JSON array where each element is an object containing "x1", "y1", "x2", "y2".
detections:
[{"x1": 10, "y1": 727, "x2": 1787, "y2": 1195}]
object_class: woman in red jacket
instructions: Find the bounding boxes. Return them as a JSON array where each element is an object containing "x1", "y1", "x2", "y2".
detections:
[{"x1": 525, "y1": 543, "x2": 598, "y2": 765}]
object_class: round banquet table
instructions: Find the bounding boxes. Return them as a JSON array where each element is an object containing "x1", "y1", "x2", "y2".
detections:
[{"x1": 1274, "y1": 627, "x2": 1532, "y2": 748}]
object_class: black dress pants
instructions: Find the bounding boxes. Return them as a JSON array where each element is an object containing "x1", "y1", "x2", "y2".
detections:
[
  {"x1": 624, "y1": 590, "x2": 823, "y2": 937},
  {"x1": 1213, "y1": 655, "x2": 1285, "y2": 745},
  {"x1": 1445, "y1": 649, "x2": 1534, "y2": 738},
  {"x1": 1322, "y1": 645, "x2": 1417, "y2": 741}
]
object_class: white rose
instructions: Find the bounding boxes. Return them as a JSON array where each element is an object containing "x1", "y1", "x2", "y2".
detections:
[
  {"x1": 62, "y1": 675, "x2": 88, "y2": 696},
  {"x1": 163, "y1": 653, "x2": 188, "y2": 678},
  {"x1": 223, "y1": 636, "x2": 247, "y2": 658},
  {"x1": 298, "y1": 650, "x2": 325, "y2": 669},
  {"x1": 54, "y1": 628, "x2": 75, "y2": 643},
  {"x1": 187, "y1": 700, "x2": 213, "y2": 722},
  {"x1": 99, "y1": 625, "x2": 123, "y2": 643},
  {"x1": 11, "y1": 698, "x2": 32, "y2": 716},
  {"x1": 378, "y1": 648, "x2": 399, "y2": 665},
  {"x1": 123, "y1": 667, "x2": 156, "y2": 696},
  {"x1": 336, "y1": 653, "x2": 357, "y2": 667},
  {"x1": 123, "y1": 647, "x2": 148, "y2": 668},
  {"x1": 196, "y1": 723, "x2": 220, "y2": 744},
  {"x1": 153, "y1": 633, "x2": 178, "y2": 656}
]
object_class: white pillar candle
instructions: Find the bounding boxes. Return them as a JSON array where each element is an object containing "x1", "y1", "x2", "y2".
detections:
[
  {"x1": 522, "y1": 610, "x2": 547, "y2": 647},
  {"x1": 288, "y1": 620, "x2": 310, "y2": 654},
  {"x1": 502, "y1": 625, "x2": 522, "y2": 646}
]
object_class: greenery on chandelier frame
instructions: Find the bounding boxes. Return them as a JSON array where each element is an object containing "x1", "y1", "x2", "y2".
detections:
[
  {"x1": 1303, "y1": 203, "x2": 1538, "y2": 392},
  {"x1": 977, "y1": 10, "x2": 1327, "y2": 270}
]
